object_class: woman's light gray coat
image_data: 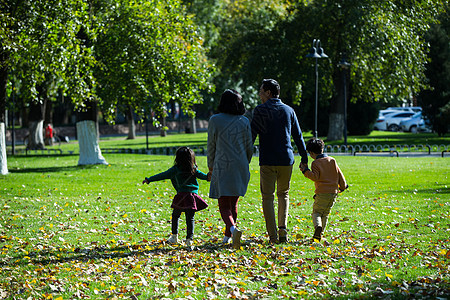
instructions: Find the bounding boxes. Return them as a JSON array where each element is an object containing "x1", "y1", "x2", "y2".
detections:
[{"x1": 207, "y1": 113, "x2": 253, "y2": 199}]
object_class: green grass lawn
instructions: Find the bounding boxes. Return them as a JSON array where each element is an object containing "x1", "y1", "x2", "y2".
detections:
[
  {"x1": 8, "y1": 130, "x2": 450, "y2": 155},
  {"x1": 1, "y1": 151, "x2": 449, "y2": 299}
]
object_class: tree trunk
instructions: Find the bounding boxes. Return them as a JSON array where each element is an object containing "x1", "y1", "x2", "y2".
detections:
[
  {"x1": 327, "y1": 68, "x2": 347, "y2": 141},
  {"x1": 0, "y1": 123, "x2": 7, "y2": 175},
  {"x1": 28, "y1": 120, "x2": 45, "y2": 149},
  {"x1": 126, "y1": 105, "x2": 136, "y2": 140},
  {"x1": 0, "y1": 47, "x2": 8, "y2": 175},
  {"x1": 27, "y1": 91, "x2": 46, "y2": 150},
  {"x1": 160, "y1": 116, "x2": 167, "y2": 137},
  {"x1": 76, "y1": 100, "x2": 108, "y2": 165},
  {"x1": 327, "y1": 113, "x2": 345, "y2": 141},
  {"x1": 191, "y1": 117, "x2": 197, "y2": 134},
  {"x1": 45, "y1": 99, "x2": 53, "y2": 125}
]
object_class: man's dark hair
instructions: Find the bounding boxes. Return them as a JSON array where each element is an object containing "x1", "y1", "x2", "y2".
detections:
[
  {"x1": 261, "y1": 79, "x2": 280, "y2": 98},
  {"x1": 218, "y1": 89, "x2": 245, "y2": 115},
  {"x1": 306, "y1": 138, "x2": 325, "y2": 154}
]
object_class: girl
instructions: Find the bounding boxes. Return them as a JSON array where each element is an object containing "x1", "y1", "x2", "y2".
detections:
[{"x1": 142, "y1": 147, "x2": 209, "y2": 246}]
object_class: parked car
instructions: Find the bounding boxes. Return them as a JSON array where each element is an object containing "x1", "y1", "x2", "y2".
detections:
[
  {"x1": 374, "y1": 110, "x2": 398, "y2": 130},
  {"x1": 386, "y1": 106, "x2": 422, "y2": 113},
  {"x1": 400, "y1": 112, "x2": 421, "y2": 133},
  {"x1": 378, "y1": 110, "x2": 397, "y2": 117},
  {"x1": 384, "y1": 112, "x2": 416, "y2": 131},
  {"x1": 400, "y1": 112, "x2": 432, "y2": 133},
  {"x1": 374, "y1": 111, "x2": 416, "y2": 131},
  {"x1": 374, "y1": 115, "x2": 388, "y2": 130}
]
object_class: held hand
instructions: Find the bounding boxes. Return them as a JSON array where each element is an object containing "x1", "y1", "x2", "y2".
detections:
[
  {"x1": 299, "y1": 162, "x2": 308, "y2": 172},
  {"x1": 207, "y1": 171, "x2": 212, "y2": 182},
  {"x1": 339, "y1": 185, "x2": 349, "y2": 193},
  {"x1": 142, "y1": 178, "x2": 149, "y2": 184}
]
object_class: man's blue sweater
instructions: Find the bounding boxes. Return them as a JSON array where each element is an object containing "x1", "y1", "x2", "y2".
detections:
[{"x1": 251, "y1": 98, "x2": 308, "y2": 166}]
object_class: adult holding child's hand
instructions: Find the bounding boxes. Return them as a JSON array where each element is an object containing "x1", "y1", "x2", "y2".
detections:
[
  {"x1": 251, "y1": 79, "x2": 308, "y2": 244},
  {"x1": 207, "y1": 89, "x2": 253, "y2": 249}
]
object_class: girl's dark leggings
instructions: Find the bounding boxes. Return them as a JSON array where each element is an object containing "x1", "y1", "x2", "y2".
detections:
[{"x1": 171, "y1": 209, "x2": 196, "y2": 240}]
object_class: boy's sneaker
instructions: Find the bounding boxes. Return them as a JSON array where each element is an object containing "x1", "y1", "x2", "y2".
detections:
[
  {"x1": 278, "y1": 228, "x2": 288, "y2": 243},
  {"x1": 232, "y1": 228, "x2": 242, "y2": 249},
  {"x1": 185, "y1": 239, "x2": 193, "y2": 247},
  {"x1": 269, "y1": 238, "x2": 279, "y2": 245},
  {"x1": 167, "y1": 234, "x2": 178, "y2": 244},
  {"x1": 313, "y1": 226, "x2": 323, "y2": 242}
]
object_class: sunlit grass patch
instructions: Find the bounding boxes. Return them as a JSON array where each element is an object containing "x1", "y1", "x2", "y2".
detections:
[{"x1": 0, "y1": 154, "x2": 449, "y2": 299}]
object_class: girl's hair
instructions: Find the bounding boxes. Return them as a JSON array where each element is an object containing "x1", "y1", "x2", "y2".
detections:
[
  {"x1": 218, "y1": 89, "x2": 245, "y2": 115},
  {"x1": 174, "y1": 146, "x2": 197, "y2": 175}
]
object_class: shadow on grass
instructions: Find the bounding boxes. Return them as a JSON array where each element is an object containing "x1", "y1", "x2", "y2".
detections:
[
  {"x1": 385, "y1": 186, "x2": 450, "y2": 195},
  {"x1": 8, "y1": 158, "x2": 165, "y2": 174},
  {"x1": 8, "y1": 164, "x2": 106, "y2": 174},
  {"x1": 2, "y1": 239, "x2": 232, "y2": 267},
  {"x1": 101, "y1": 139, "x2": 208, "y2": 149},
  {"x1": 2, "y1": 239, "x2": 448, "y2": 299}
]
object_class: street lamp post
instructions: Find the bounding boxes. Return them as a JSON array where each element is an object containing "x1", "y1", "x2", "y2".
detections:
[
  {"x1": 306, "y1": 39, "x2": 327, "y2": 139},
  {"x1": 338, "y1": 56, "x2": 351, "y2": 147}
]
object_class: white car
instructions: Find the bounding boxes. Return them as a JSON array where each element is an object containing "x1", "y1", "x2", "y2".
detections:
[
  {"x1": 384, "y1": 112, "x2": 416, "y2": 131},
  {"x1": 374, "y1": 110, "x2": 398, "y2": 130},
  {"x1": 400, "y1": 112, "x2": 431, "y2": 133},
  {"x1": 386, "y1": 106, "x2": 422, "y2": 113},
  {"x1": 378, "y1": 110, "x2": 398, "y2": 117},
  {"x1": 374, "y1": 116, "x2": 388, "y2": 130}
]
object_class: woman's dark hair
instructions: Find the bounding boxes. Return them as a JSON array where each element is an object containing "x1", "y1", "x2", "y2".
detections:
[
  {"x1": 306, "y1": 138, "x2": 325, "y2": 154},
  {"x1": 218, "y1": 89, "x2": 245, "y2": 115},
  {"x1": 174, "y1": 146, "x2": 197, "y2": 175},
  {"x1": 261, "y1": 79, "x2": 280, "y2": 98}
]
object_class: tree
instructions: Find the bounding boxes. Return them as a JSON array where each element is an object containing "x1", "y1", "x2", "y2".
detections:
[
  {"x1": 0, "y1": 0, "x2": 98, "y2": 171},
  {"x1": 418, "y1": 3, "x2": 450, "y2": 135},
  {"x1": 185, "y1": 0, "x2": 290, "y2": 111},
  {"x1": 286, "y1": 0, "x2": 443, "y2": 140},
  {"x1": 190, "y1": 0, "x2": 443, "y2": 140},
  {"x1": 92, "y1": 0, "x2": 214, "y2": 134}
]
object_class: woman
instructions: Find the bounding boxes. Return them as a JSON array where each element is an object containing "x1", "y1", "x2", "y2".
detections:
[{"x1": 207, "y1": 89, "x2": 253, "y2": 249}]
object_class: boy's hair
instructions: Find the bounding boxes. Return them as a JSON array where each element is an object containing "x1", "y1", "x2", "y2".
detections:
[
  {"x1": 306, "y1": 138, "x2": 325, "y2": 154},
  {"x1": 261, "y1": 79, "x2": 280, "y2": 98},
  {"x1": 175, "y1": 146, "x2": 197, "y2": 175},
  {"x1": 218, "y1": 89, "x2": 245, "y2": 115}
]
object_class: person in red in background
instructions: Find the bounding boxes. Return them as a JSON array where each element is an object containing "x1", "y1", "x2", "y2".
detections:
[{"x1": 45, "y1": 124, "x2": 54, "y2": 146}]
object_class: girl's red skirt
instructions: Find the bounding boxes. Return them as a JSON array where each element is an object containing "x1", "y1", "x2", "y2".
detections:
[{"x1": 171, "y1": 192, "x2": 208, "y2": 211}]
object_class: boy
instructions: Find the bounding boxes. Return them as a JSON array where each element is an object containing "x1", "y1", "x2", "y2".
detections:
[{"x1": 300, "y1": 138, "x2": 348, "y2": 241}]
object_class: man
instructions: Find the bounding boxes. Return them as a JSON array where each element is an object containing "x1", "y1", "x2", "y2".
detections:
[{"x1": 251, "y1": 79, "x2": 308, "y2": 243}]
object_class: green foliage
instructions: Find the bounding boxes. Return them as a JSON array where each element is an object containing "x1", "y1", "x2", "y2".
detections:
[
  {"x1": 1, "y1": 0, "x2": 214, "y2": 127},
  {"x1": 1, "y1": 0, "x2": 97, "y2": 104},
  {"x1": 93, "y1": 0, "x2": 214, "y2": 124},
  {"x1": 350, "y1": 0, "x2": 441, "y2": 103},
  {"x1": 347, "y1": 100, "x2": 379, "y2": 135},
  {"x1": 418, "y1": 3, "x2": 450, "y2": 134},
  {"x1": 0, "y1": 154, "x2": 449, "y2": 298},
  {"x1": 187, "y1": 0, "x2": 292, "y2": 110},
  {"x1": 185, "y1": 0, "x2": 445, "y2": 135}
]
